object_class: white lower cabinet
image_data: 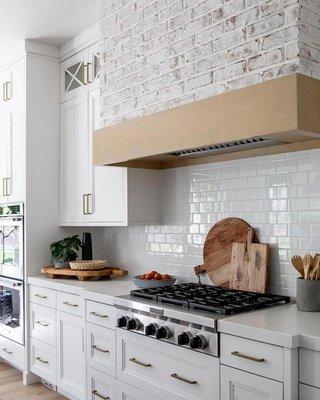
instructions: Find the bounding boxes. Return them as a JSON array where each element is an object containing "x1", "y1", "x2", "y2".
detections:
[
  {"x1": 299, "y1": 383, "x2": 320, "y2": 400},
  {"x1": 30, "y1": 338, "x2": 56, "y2": 385},
  {"x1": 0, "y1": 335, "x2": 25, "y2": 370},
  {"x1": 57, "y1": 311, "x2": 85, "y2": 400},
  {"x1": 116, "y1": 328, "x2": 219, "y2": 400},
  {"x1": 117, "y1": 381, "x2": 160, "y2": 400},
  {"x1": 87, "y1": 367, "x2": 116, "y2": 400},
  {"x1": 220, "y1": 365, "x2": 283, "y2": 400}
]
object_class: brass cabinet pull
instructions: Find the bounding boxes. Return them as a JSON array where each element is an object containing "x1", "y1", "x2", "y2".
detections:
[
  {"x1": 63, "y1": 301, "x2": 79, "y2": 307},
  {"x1": 34, "y1": 293, "x2": 47, "y2": 299},
  {"x1": 90, "y1": 311, "x2": 108, "y2": 318},
  {"x1": 83, "y1": 194, "x2": 87, "y2": 215},
  {"x1": 5, "y1": 82, "x2": 10, "y2": 100},
  {"x1": 35, "y1": 356, "x2": 49, "y2": 364},
  {"x1": 87, "y1": 194, "x2": 92, "y2": 215},
  {"x1": 170, "y1": 373, "x2": 197, "y2": 385},
  {"x1": 2, "y1": 83, "x2": 6, "y2": 101},
  {"x1": 5, "y1": 178, "x2": 9, "y2": 196},
  {"x1": 92, "y1": 345, "x2": 109, "y2": 353},
  {"x1": 2, "y1": 348, "x2": 12, "y2": 355},
  {"x1": 231, "y1": 351, "x2": 265, "y2": 363},
  {"x1": 87, "y1": 62, "x2": 92, "y2": 84},
  {"x1": 2, "y1": 179, "x2": 5, "y2": 196},
  {"x1": 35, "y1": 320, "x2": 49, "y2": 327},
  {"x1": 129, "y1": 357, "x2": 152, "y2": 368},
  {"x1": 92, "y1": 390, "x2": 109, "y2": 400}
]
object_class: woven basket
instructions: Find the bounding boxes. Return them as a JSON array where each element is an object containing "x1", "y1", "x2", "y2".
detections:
[{"x1": 69, "y1": 260, "x2": 108, "y2": 271}]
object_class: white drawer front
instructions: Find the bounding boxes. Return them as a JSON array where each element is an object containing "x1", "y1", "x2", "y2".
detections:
[
  {"x1": 221, "y1": 334, "x2": 283, "y2": 381},
  {"x1": 0, "y1": 336, "x2": 25, "y2": 370},
  {"x1": 87, "y1": 367, "x2": 116, "y2": 400},
  {"x1": 299, "y1": 348, "x2": 320, "y2": 388},
  {"x1": 30, "y1": 338, "x2": 56, "y2": 385},
  {"x1": 300, "y1": 383, "x2": 320, "y2": 400},
  {"x1": 29, "y1": 285, "x2": 56, "y2": 308},
  {"x1": 29, "y1": 303, "x2": 56, "y2": 346},
  {"x1": 221, "y1": 365, "x2": 283, "y2": 400},
  {"x1": 57, "y1": 291, "x2": 84, "y2": 316},
  {"x1": 86, "y1": 300, "x2": 115, "y2": 329},
  {"x1": 117, "y1": 381, "x2": 160, "y2": 400},
  {"x1": 86, "y1": 323, "x2": 116, "y2": 377},
  {"x1": 117, "y1": 329, "x2": 219, "y2": 400}
]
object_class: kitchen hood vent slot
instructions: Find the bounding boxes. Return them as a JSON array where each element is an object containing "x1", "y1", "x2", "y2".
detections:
[{"x1": 168, "y1": 137, "x2": 282, "y2": 158}]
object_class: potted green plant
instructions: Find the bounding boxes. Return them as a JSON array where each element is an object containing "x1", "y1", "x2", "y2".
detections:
[{"x1": 50, "y1": 235, "x2": 82, "y2": 268}]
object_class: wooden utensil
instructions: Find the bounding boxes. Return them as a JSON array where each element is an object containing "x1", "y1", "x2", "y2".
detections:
[
  {"x1": 291, "y1": 255, "x2": 304, "y2": 278},
  {"x1": 303, "y1": 254, "x2": 313, "y2": 280},
  {"x1": 229, "y1": 228, "x2": 269, "y2": 293},
  {"x1": 194, "y1": 218, "x2": 258, "y2": 287},
  {"x1": 310, "y1": 254, "x2": 320, "y2": 280}
]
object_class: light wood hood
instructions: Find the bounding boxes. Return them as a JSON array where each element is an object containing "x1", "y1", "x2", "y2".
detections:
[{"x1": 93, "y1": 73, "x2": 320, "y2": 169}]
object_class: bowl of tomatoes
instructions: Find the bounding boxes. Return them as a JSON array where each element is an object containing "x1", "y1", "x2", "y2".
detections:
[{"x1": 133, "y1": 271, "x2": 176, "y2": 288}]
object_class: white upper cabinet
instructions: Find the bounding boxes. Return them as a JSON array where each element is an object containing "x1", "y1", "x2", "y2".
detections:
[
  {"x1": 0, "y1": 58, "x2": 24, "y2": 107},
  {"x1": 60, "y1": 50, "x2": 88, "y2": 102},
  {"x1": 88, "y1": 42, "x2": 101, "y2": 91}
]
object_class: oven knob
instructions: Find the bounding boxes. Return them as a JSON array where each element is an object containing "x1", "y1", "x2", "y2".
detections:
[
  {"x1": 145, "y1": 323, "x2": 158, "y2": 336},
  {"x1": 126, "y1": 318, "x2": 140, "y2": 331},
  {"x1": 177, "y1": 331, "x2": 191, "y2": 346},
  {"x1": 117, "y1": 316, "x2": 128, "y2": 328},
  {"x1": 155, "y1": 326, "x2": 171, "y2": 340},
  {"x1": 189, "y1": 334, "x2": 207, "y2": 350}
]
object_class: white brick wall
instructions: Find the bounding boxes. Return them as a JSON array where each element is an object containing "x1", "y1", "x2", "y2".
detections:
[{"x1": 98, "y1": 0, "x2": 320, "y2": 296}]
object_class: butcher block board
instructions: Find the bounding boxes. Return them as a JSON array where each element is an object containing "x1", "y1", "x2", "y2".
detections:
[
  {"x1": 195, "y1": 218, "x2": 258, "y2": 287},
  {"x1": 41, "y1": 266, "x2": 128, "y2": 281},
  {"x1": 229, "y1": 239, "x2": 269, "y2": 293}
]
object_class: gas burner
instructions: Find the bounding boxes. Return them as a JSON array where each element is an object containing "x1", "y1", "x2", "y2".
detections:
[{"x1": 130, "y1": 284, "x2": 290, "y2": 316}]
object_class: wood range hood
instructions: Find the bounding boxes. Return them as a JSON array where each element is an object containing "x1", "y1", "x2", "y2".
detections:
[{"x1": 93, "y1": 73, "x2": 320, "y2": 170}]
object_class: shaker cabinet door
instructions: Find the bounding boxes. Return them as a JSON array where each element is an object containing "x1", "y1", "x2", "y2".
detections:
[
  {"x1": 60, "y1": 95, "x2": 88, "y2": 224},
  {"x1": 56, "y1": 311, "x2": 85, "y2": 400},
  {"x1": 60, "y1": 50, "x2": 88, "y2": 102},
  {"x1": 220, "y1": 365, "x2": 283, "y2": 400}
]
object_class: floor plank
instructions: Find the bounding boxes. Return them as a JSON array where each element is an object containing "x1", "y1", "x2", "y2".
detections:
[{"x1": 0, "y1": 363, "x2": 67, "y2": 400}]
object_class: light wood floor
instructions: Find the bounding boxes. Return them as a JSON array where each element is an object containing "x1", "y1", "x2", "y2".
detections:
[{"x1": 0, "y1": 363, "x2": 67, "y2": 400}]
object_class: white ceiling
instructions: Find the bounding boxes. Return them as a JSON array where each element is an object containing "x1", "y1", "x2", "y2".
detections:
[{"x1": 0, "y1": 0, "x2": 100, "y2": 55}]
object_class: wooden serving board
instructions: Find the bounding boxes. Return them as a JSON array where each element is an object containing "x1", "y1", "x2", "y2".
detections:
[
  {"x1": 229, "y1": 228, "x2": 269, "y2": 293},
  {"x1": 194, "y1": 218, "x2": 258, "y2": 287},
  {"x1": 41, "y1": 266, "x2": 128, "y2": 281}
]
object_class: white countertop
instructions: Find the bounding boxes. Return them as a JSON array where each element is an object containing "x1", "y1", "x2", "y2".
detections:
[
  {"x1": 27, "y1": 276, "x2": 136, "y2": 304},
  {"x1": 28, "y1": 277, "x2": 320, "y2": 351},
  {"x1": 218, "y1": 303, "x2": 320, "y2": 351}
]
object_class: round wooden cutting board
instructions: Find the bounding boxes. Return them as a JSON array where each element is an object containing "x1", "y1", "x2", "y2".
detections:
[{"x1": 197, "y1": 218, "x2": 258, "y2": 287}]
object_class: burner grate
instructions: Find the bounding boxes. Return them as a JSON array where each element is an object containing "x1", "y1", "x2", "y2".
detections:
[{"x1": 130, "y1": 284, "x2": 290, "y2": 315}]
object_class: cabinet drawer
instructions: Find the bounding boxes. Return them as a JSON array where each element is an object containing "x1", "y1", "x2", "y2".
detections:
[
  {"x1": 86, "y1": 300, "x2": 115, "y2": 329},
  {"x1": 117, "y1": 381, "x2": 160, "y2": 400},
  {"x1": 29, "y1": 285, "x2": 56, "y2": 308},
  {"x1": 117, "y1": 329, "x2": 219, "y2": 400},
  {"x1": 300, "y1": 383, "x2": 320, "y2": 400},
  {"x1": 87, "y1": 367, "x2": 116, "y2": 400},
  {"x1": 221, "y1": 365, "x2": 283, "y2": 400},
  {"x1": 86, "y1": 323, "x2": 116, "y2": 377},
  {"x1": 57, "y1": 291, "x2": 84, "y2": 316},
  {"x1": 29, "y1": 303, "x2": 56, "y2": 346},
  {"x1": 30, "y1": 338, "x2": 56, "y2": 385},
  {"x1": 221, "y1": 334, "x2": 283, "y2": 381},
  {"x1": 299, "y1": 348, "x2": 320, "y2": 388},
  {"x1": 0, "y1": 336, "x2": 25, "y2": 370}
]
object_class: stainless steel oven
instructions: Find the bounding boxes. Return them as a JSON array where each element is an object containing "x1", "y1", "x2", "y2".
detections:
[
  {"x1": 0, "y1": 276, "x2": 24, "y2": 345},
  {"x1": 0, "y1": 204, "x2": 24, "y2": 280}
]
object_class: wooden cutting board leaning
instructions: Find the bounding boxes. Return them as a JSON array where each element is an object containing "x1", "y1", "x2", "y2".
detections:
[
  {"x1": 229, "y1": 228, "x2": 269, "y2": 293},
  {"x1": 194, "y1": 218, "x2": 259, "y2": 287}
]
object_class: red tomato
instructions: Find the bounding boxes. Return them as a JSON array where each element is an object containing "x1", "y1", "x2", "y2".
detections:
[
  {"x1": 154, "y1": 273, "x2": 162, "y2": 280},
  {"x1": 163, "y1": 274, "x2": 171, "y2": 280},
  {"x1": 140, "y1": 274, "x2": 146, "y2": 280},
  {"x1": 149, "y1": 271, "x2": 157, "y2": 278},
  {"x1": 145, "y1": 273, "x2": 153, "y2": 280}
]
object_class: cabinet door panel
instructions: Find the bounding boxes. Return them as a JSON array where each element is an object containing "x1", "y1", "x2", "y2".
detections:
[
  {"x1": 57, "y1": 311, "x2": 85, "y2": 400},
  {"x1": 0, "y1": 107, "x2": 10, "y2": 203},
  {"x1": 60, "y1": 50, "x2": 88, "y2": 102},
  {"x1": 117, "y1": 381, "x2": 160, "y2": 400},
  {"x1": 60, "y1": 95, "x2": 88, "y2": 224},
  {"x1": 88, "y1": 42, "x2": 101, "y2": 91},
  {"x1": 88, "y1": 89, "x2": 127, "y2": 224},
  {"x1": 221, "y1": 365, "x2": 283, "y2": 400}
]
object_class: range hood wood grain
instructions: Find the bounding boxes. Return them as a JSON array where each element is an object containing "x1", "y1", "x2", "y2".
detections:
[{"x1": 93, "y1": 74, "x2": 320, "y2": 169}]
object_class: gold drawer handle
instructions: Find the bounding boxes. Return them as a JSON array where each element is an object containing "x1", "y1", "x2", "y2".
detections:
[
  {"x1": 90, "y1": 311, "x2": 108, "y2": 318},
  {"x1": 63, "y1": 301, "x2": 79, "y2": 307},
  {"x1": 129, "y1": 357, "x2": 152, "y2": 368},
  {"x1": 2, "y1": 348, "x2": 12, "y2": 355},
  {"x1": 171, "y1": 373, "x2": 197, "y2": 385},
  {"x1": 231, "y1": 351, "x2": 265, "y2": 363},
  {"x1": 34, "y1": 293, "x2": 48, "y2": 299},
  {"x1": 92, "y1": 390, "x2": 109, "y2": 400},
  {"x1": 92, "y1": 345, "x2": 109, "y2": 353},
  {"x1": 35, "y1": 320, "x2": 49, "y2": 327},
  {"x1": 35, "y1": 356, "x2": 49, "y2": 364}
]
